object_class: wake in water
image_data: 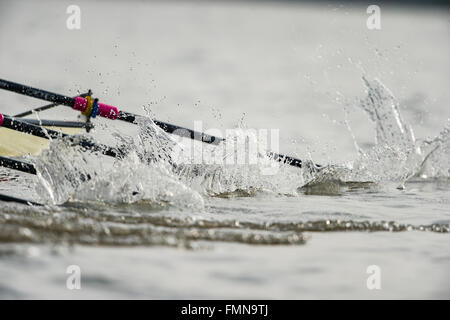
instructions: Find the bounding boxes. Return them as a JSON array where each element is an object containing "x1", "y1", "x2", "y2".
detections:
[{"x1": 0, "y1": 202, "x2": 447, "y2": 248}]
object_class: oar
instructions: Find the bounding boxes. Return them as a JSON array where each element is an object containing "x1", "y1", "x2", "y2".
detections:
[
  {"x1": 13, "y1": 92, "x2": 90, "y2": 118},
  {"x1": 0, "y1": 157, "x2": 41, "y2": 205},
  {"x1": 0, "y1": 113, "x2": 125, "y2": 159},
  {"x1": 0, "y1": 78, "x2": 120, "y2": 119},
  {"x1": 0, "y1": 155, "x2": 36, "y2": 175},
  {"x1": 0, "y1": 193, "x2": 42, "y2": 206},
  {"x1": 18, "y1": 119, "x2": 88, "y2": 128},
  {"x1": 0, "y1": 78, "x2": 313, "y2": 169},
  {"x1": 0, "y1": 79, "x2": 223, "y2": 141}
]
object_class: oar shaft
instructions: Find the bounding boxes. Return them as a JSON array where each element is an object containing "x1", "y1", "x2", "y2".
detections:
[
  {"x1": 120, "y1": 112, "x2": 307, "y2": 168},
  {"x1": 0, "y1": 193, "x2": 42, "y2": 206},
  {"x1": 0, "y1": 156, "x2": 37, "y2": 175},
  {"x1": 0, "y1": 79, "x2": 119, "y2": 119},
  {"x1": 19, "y1": 119, "x2": 87, "y2": 128},
  {"x1": 1, "y1": 114, "x2": 63, "y2": 140},
  {"x1": 154, "y1": 120, "x2": 223, "y2": 145},
  {"x1": 0, "y1": 79, "x2": 74, "y2": 107},
  {"x1": 14, "y1": 93, "x2": 90, "y2": 118},
  {"x1": 0, "y1": 79, "x2": 312, "y2": 168},
  {"x1": 118, "y1": 111, "x2": 223, "y2": 145},
  {"x1": 267, "y1": 152, "x2": 305, "y2": 169}
]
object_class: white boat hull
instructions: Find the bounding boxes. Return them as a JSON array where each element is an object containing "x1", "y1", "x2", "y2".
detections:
[{"x1": 0, "y1": 126, "x2": 82, "y2": 157}]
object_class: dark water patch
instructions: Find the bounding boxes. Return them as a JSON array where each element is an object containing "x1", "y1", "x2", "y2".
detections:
[
  {"x1": 211, "y1": 271, "x2": 265, "y2": 285},
  {"x1": 0, "y1": 207, "x2": 307, "y2": 247},
  {"x1": 210, "y1": 188, "x2": 260, "y2": 198},
  {"x1": 300, "y1": 180, "x2": 376, "y2": 196}
]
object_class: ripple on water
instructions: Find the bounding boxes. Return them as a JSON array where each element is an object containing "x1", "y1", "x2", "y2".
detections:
[{"x1": 0, "y1": 202, "x2": 448, "y2": 249}]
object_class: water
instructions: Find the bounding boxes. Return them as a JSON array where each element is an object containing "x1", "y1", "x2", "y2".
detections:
[{"x1": 0, "y1": 0, "x2": 449, "y2": 299}]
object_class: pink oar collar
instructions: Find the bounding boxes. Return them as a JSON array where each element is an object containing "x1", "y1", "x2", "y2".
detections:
[{"x1": 73, "y1": 96, "x2": 119, "y2": 120}]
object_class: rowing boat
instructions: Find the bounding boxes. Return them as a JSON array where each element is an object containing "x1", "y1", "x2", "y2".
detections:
[{"x1": 0, "y1": 120, "x2": 86, "y2": 157}]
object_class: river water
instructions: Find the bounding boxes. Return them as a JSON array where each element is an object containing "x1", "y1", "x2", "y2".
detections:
[{"x1": 0, "y1": 0, "x2": 449, "y2": 299}]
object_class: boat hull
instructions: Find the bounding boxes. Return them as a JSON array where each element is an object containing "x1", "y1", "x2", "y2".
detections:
[{"x1": 0, "y1": 126, "x2": 82, "y2": 157}]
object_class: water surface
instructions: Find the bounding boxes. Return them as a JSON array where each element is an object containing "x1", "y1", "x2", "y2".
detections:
[{"x1": 0, "y1": 0, "x2": 449, "y2": 299}]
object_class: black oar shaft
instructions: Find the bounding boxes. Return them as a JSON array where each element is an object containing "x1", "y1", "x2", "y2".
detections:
[
  {"x1": 19, "y1": 119, "x2": 87, "y2": 128},
  {"x1": 154, "y1": 120, "x2": 224, "y2": 145},
  {"x1": 0, "y1": 156, "x2": 40, "y2": 205},
  {"x1": 0, "y1": 78, "x2": 310, "y2": 168},
  {"x1": 119, "y1": 111, "x2": 305, "y2": 167},
  {"x1": 2, "y1": 115, "x2": 63, "y2": 140},
  {"x1": 267, "y1": 152, "x2": 304, "y2": 168},
  {"x1": 0, "y1": 156, "x2": 37, "y2": 175},
  {"x1": 0, "y1": 79, "x2": 119, "y2": 119},
  {"x1": 14, "y1": 93, "x2": 89, "y2": 118},
  {"x1": 0, "y1": 193, "x2": 42, "y2": 206},
  {"x1": 118, "y1": 111, "x2": 223, "y2": 145},
  {"x1": 0, "y1": 79, "x2": 74, "y2": 107}
]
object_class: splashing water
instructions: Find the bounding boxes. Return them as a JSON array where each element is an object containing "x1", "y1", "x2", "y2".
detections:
[
  {"x1": 32, "y1": 121, "x2": 204, "y2": 209},
  {"x1": 29, "y1": 76, "x2": 449, "y2": 206},
  {"x1": 303, "y1": 77, "x2": 449, "y2": 193},
  {"x1": 415, "y1": 123, "x2": 450, "y2": 179},
  {"x1": 173, "y1": 129, "x2": 315, "y2": 197}
]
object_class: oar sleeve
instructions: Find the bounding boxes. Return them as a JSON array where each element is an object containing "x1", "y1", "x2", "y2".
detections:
[{"x1": 73, "y1": 97, "x2": 119, "y2": 119}]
